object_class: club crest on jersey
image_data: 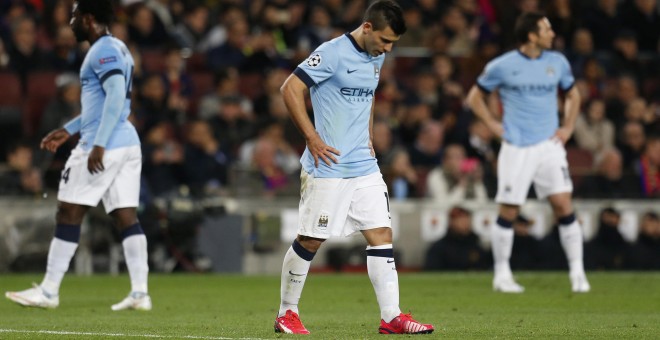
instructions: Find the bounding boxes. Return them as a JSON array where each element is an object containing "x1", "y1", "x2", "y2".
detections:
[
  {"x1": 307, "y1": 53, "x2": 322, "y2": 67},
  {"x1": 317, "y1": 214, "x2": 329, "y2": 229},
  {"x1": 373, "y1": 64, "x2": 380, "y2": 79},
  {"x1": 99, "y1": 56, "x2": 117, "y2": 65},
  {"x1": 546, "y1": 66, "x2": 555, "y2": 77}
]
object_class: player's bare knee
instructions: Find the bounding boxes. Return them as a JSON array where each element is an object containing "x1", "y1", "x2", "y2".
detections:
[
  {"x1": 362, "y1": 227, "x2": 392, "y2": 246},
  {"x1": 110, "y1": 208, "x2": 138, "y2": 230},
  {"x1": 548, "y1": 194, "x2": 573, "y2": 217},
  {"x1": 498, "y1": 204, "x2": 519, "y2": 221},
  {"x1": 296, "y1": 235, "x2": 324, "y2": 252},
  {"x1": 55, "y1": 202, "x2": 87, "y2": 225}
]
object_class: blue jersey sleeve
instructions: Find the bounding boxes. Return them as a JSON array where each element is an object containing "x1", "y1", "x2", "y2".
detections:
[
  {"x1": 294, "y1": 44, "x2": 339, "y2": 88},
  {"x1": 557, "y1": 54, "x2": 574, "y2": 91},
  {"x1": 89, "y1": 44, "x2": 125, "y2": 85},
  {"x1": 93, "y1": 74, "x2": 126, "y2": 147},
  {"x1": 63, "y1": 116, "x2": 81, "y2": 135},
  {"x1": 476, "y1": 59, "x2": 503, "y2": 93}
]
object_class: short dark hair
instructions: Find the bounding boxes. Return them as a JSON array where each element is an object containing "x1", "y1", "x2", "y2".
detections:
[
  {"x1": 76, "y1": 0, "x2": 114, "y2": 25},
  {"x1": 364, "y1": 0, "x2": 406, "y2": 35},
  {"x1": 514, "y1": 12, "x2": 545, "y2": 44}
]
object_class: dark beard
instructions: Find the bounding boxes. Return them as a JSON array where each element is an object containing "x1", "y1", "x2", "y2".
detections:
[{"x1": 73, "y1": 27, "x2": 87, "y2": 42}]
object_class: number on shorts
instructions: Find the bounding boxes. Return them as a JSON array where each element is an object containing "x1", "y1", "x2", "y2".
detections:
[
  {"x1": 561, "y1": 166, "x2": 570, "y2": 184},
  {"x1": 384, "y1": 192, "x2": 390, "y2": 212},
  {"x1": 62, "y1": 167, "x2": 71, "y2": 184}
]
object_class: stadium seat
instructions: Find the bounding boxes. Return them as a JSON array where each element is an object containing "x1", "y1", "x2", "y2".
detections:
[
  {"x1": 0, "y1": 72, "x2": 22, "y2": 107},
  {"x1": 141, "y1": 49, "x2": 166, "y2": 73},
  {"x1": 190, "y1": 72, "x2": 214, "y2": 99},
  {"x1": 414, "y1": 167, "x2": 432, "y2": 198},
  {"x1": 566, "y1": 146, "x2": 594, "y2": 187},
  {"x1": 0, "y1": 106, "x2": 22, "y2": 160},
  {"x1": 238, "y1": 73, "x2": 263, "y2": 100},
  {"x1": 642, "y1": 78, "x2": 658, "y2": 100},
  {"x1": 394, "y1": 57, "x2": 418, "y2": 89},
  {"x1": 186, "y1": 53, "x2": 207, "y2": 72},
  {"x1": 24, "y1": 72, "x2": 58, "y2": 137},
  {"x1": 188, "y1": 72, "x2": 214, "y2": 117}
]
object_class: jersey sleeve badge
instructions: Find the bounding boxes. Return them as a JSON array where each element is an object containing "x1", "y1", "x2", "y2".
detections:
[{"x1": 306, "y1": 53, "x2": 322, "y2": 67}]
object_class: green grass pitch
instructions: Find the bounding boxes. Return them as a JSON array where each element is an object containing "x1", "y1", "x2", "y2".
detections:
[{"x1": 1, "y1": 272, "x2": 659, "y2": 339}]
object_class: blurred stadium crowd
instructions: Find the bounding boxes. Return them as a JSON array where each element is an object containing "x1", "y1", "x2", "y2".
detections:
[
  {"x1": 1, "y1": 0, "x2": 659, "y2": 200},
  {"x1": 0, "y1": 0, "x2": 658, "y2": 271}
]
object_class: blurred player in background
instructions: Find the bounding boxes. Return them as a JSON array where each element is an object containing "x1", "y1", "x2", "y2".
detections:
[
  {"x1": 273, "y1": 0, "x2": 433, "y2": 335},
  {"x1": 467, "y1": 12, "x2": 590, "y2": 293},
  {"x1": 5, "y1": 0, "x2": 150, "y2": 310}
]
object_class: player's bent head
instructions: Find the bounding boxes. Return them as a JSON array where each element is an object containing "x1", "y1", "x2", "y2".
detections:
[
  {"x1": 364, "y1": 0, "x2": 406, "y2": 35},
  {"x1": 514, "y1": 12, "x2": 546, "y2": 44},
  {"x1": 75, "y1": 0, "x2": 114, "y2": 25}
]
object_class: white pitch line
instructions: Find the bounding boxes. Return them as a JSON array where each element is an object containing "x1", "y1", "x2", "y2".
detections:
[{"x1": 0, "y1": 329, "x2": 269, "y2": 340}]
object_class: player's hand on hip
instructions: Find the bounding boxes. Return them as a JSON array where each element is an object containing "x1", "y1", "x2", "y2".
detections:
[
  {"x1": 88, "y1": 146, "x2": 105, "y2": 174},
  {"x1": 553, "y1": 127, "x2": 573, "y2": 145},
  {"x1": 486, "y1": 120, "x2": 504, "y2": 139},
  {"x1": 40, "y1": 128, "x2": 71, "y2": 152},
  {"x1": 307, "y1": 133, "x2": 340, "y2": 167},
  {"x1": 368, "y1": 140, "x2": 375, "y2": 158}
]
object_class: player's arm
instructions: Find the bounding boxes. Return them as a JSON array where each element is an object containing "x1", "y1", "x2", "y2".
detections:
[
  {"x1": 554, "y1": 86, "x2": 581, "y2": 144},
  {"x1": 88, "y1": 73, "x2": 127, "y2": 174},
  {"x1": 280, "y1": 73, "x2": 340, "y2": 167},
  {"x1": 466, "y1": 86, "x2": 504, "y2": 138},
  {"x1": 40, "y1": 116, "x2": 81, "y2": 152},
  {"x1": 368, "y1": 100, "x2": 375, "y2": 157}
]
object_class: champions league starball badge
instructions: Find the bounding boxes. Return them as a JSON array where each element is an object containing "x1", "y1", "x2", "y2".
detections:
[{"x1": 307, "y1": 53, "x2": 322, "y2": 67}]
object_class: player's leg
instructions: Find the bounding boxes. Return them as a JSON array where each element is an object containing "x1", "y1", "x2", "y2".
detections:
[
  {"x1": 275, "y1": 171, "x2": 343, "y2": 334},
  {"x1": 5, "y1": 145, "x2": 111, "y2": 308},
  {"x1": 361, "y1": 227, "x2": 401, "y2": 323},
  {"x1": 108, "y1": 207, "x2": 152, "y2": 311},
  {"x1": 275, "y1": 235, "x2": 323, "y2": 334},
  {"x1": 493, "y1": 142, "x2": 535, "y2": 293},
  {"x1": 279, "y1": 235, "x2": 323, "y2": 316},
  {"x1": 101, "y1": 145, "x2": 151, "y2": 309},
  {"x1": 491, "y1": 204, "x2": 525, "y2": 293},
  {"x1": 535, "y1": 141, "x2": 589, "y2": 292},
  {"x1": 5, "y1": 202, "x2": 89, "y2": 308},
  {"x1": 547, "y1": 193, "x2": 590, "y2": 293},
  {"x1": 356, "y1": 173, "x2": 433, "y2": 334}
]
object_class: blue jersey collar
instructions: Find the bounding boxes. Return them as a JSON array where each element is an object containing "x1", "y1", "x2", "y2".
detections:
[
  {"x1": 345, "y1": 33, "x2": 367, "y2": 54},
  {"x1": 517, "y1": 49, "x2": 544, "y2": 60}
]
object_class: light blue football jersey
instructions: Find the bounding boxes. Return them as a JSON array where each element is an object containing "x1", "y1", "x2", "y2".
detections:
[
  {"x1": 78, "y1": 35, "x2": 139, "y2": 151},
  {"x1": 294, "y1": 33, "x2": 384, "y2": 178},
  {"x1": 477, "y1": 50, "x2": 574, "y2": 146}
]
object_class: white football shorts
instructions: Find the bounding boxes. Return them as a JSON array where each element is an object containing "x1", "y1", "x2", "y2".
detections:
[
  {"x1": 297, "y1": 170, "x2": 392, "y2": 239},
  {"x1": 495, "y1": 139, "x2": 572, "y2": 205},
  {"x1": 58, "y1": 145, "x2": 142, "y2": 213}
]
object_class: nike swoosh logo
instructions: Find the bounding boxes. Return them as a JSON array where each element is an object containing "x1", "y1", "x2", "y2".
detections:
[
  {"x1": 347, "y1": 69, "x2": 357, "y2": 73},
  {"x1": 387, "y1": 259, "x2": 394, "y2": 263},
  {"x1": 289, "y1": 270, "x2": 306, "y2": 276}
]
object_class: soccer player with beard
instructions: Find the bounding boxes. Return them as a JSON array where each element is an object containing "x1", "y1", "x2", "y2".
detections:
[{"x1": 5, "y1": 0, "x2": 150, "y2": 310}]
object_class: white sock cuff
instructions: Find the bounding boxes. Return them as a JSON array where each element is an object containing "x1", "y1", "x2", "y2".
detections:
[
  {"x1": 560, "y1": 222, "x2": 582, "y2": 235},
  {"x1": 366, "y1": 244, "x2": 393, "y2": 250}
]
